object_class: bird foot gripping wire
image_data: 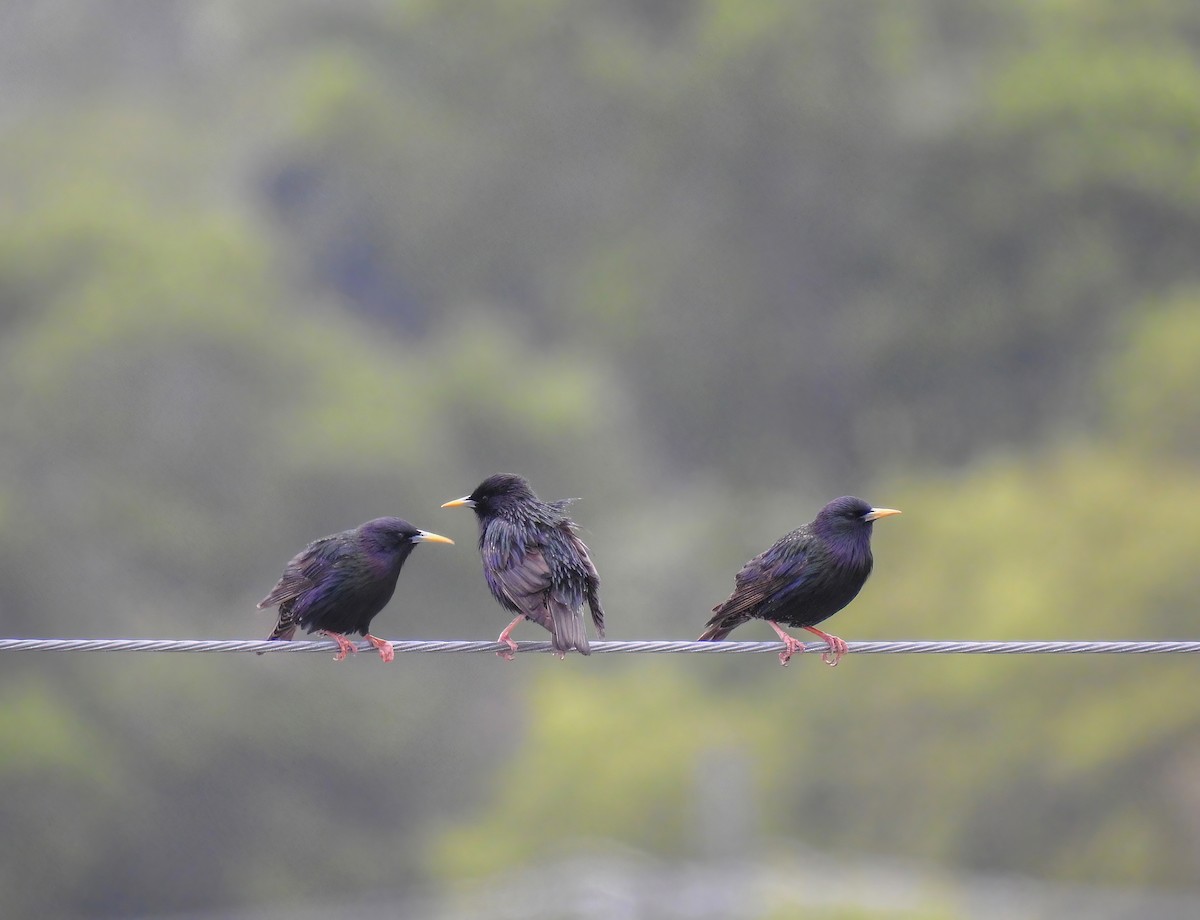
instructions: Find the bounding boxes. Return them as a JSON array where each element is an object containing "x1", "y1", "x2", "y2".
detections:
[
  {"x1": 769, "y1": 622, "x2": 807, "y2": 667},
  {"x1": 818, "y1": 646, "x2": 845, "y2": 667},
  {"x1": 364, "y1": 634, "x2": 396, "y2": 663},
  {"x1": 769, "y1": 623, "x2": 849, "y2": 667},
  {"x1": 777, "y1": 640, "x2": 803, "y2": 667},
  {"x1": 804, "y1": 627, "x2": 848, "y2": 667},
  {"x1": 321, "y1": 631, "x2": 360, "y2": 661},
  {"x1": 496, "y1": 616, "x2": 523, "y2": 661},
  {"x1": 815, "y1": 637, "x2": 848, "y2": 667}
]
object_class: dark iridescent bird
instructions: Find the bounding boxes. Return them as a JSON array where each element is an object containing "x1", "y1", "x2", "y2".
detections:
[
  {"x1": 699, "y1": 496, "x2": 899, "y2": 666},
  {"x1": 257, "y1": 517, "x2": 454, "y2": 661},
  {"x1": 442, "y1": 473, "x2": 605, "y2": 659}
]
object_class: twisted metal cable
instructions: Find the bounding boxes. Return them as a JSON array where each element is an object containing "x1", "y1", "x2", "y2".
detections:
[{"x1": 0, "y1": 638, "x2": 1198, "y2": 655}]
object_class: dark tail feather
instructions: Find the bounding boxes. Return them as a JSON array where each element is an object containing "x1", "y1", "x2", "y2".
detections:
[
  {"x1": 550, "y1": 602, "x2": 591, "y2": 656},
  {"x1": 257, "y1": 613, "x2": 298, "y2": 656},
  {"x1": 587, "y1": 587, "x2": 605, "y2": 639},
  {"x1": 698, "y1": 611, "x2": 748, "y2": 642}
]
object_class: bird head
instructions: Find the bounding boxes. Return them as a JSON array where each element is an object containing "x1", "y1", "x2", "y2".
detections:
[
  {"x1": 442, "y1": 473, "x2": 538, "y2": 518},
  {"x1": 814, "y1": 496, "x2": 901, "y2": 538},
  {"x1": 359, "y1": 518, "x2": 454, "y2": 558}
]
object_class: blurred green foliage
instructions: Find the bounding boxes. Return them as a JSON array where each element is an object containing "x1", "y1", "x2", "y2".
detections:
[
  {"x1": 1, "y1": 1, "x2": 1200, "y2": 916},
  {"x1": 433, "y1": 665, "x2": 783, "y2": 877},
  {"x1": 1107, "y1": 288, "x2": 1200, "y2": 458}
]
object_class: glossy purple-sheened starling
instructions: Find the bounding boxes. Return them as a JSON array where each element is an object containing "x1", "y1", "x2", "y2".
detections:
[
  {"x1": 442, "y1": 473, "x2": 605, "y2": 659},
  {"x1": 699, "y1": 496, "x2": 899, "y2": 667},
  {"x1": 257, "y1": 518, "x2": 454, "y2": 661}
]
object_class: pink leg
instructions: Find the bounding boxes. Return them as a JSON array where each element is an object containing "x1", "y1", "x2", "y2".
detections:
[
  {"x1": 804, "y1": 626, "x2": 849, "y2": 667},
  {"x1": 320, "y1": 630, "x2": 359, "y2": 661},
  {"x1": 768, "y1": 621, "x2": 805, "y2": 667},
  {"x1": 364, "y1": 634, "x2": 395, "y2": 663},
  {"x1": 496, "y1": 614, "x2": 524, "y2": 662}
]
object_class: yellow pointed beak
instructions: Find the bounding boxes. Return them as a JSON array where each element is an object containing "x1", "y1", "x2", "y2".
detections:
[
  {"x1": 414, "y1": 531, "x2": 455, "y2": 545},
  {"x1": 441, "y1": 496, "x2": 475, "y2": 509},
  {"x1": 863, "y1": 507, "x2": 901, "y2": 522}
]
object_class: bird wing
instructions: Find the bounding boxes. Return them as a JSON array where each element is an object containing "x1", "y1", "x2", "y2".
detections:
[
  {"x1": 488, "y1": 542, "x2": 557, "y2": 633},
  {"x1": 256, "y1": 534, "x2": 346, "y2": 609},
  {"x1": 565, "y1": 530, "x2": 604, "y2": 636},
  {"x1": 710, "y1": 535, "x2": 812, "y2": 623}
]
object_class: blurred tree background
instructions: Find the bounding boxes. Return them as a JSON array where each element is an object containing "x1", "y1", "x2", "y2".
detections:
[{"x1": 1, "y1": 1, "x2": 1199, "y2": 917}]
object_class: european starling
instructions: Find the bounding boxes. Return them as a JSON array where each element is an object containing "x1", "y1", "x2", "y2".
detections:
[
  {"x1": 442, "y1": 473, "x2": 605, "y2": 659},
  {"x1": 257, "y1": 517, "x2": 454, "y2": 661},
  {"x1": 699, "y1": 496, "x2": 899, "y2": 666}
]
